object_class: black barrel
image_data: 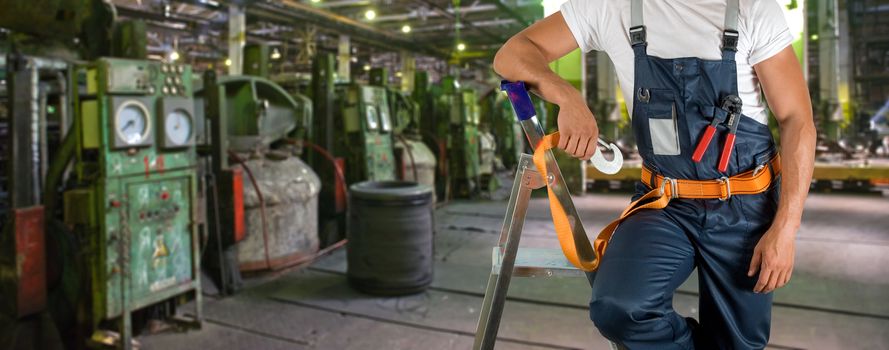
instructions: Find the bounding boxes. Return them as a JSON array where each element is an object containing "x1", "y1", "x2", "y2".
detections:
[{"x1": 347, "y1": 181, "x2": 434, "y2": 295}]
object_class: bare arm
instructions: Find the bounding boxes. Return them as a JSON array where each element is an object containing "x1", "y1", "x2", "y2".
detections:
[
  {"x1": 493, "y1": 13, "x2": 599, "y2": 159},
  {"x1": 748, "y1": 46, "x2": 816, "y2": 293}
]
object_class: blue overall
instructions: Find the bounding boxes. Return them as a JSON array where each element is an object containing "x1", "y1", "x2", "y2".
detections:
[{"x1": 585, "y1": 1, "x2": 780, "y2": 349}]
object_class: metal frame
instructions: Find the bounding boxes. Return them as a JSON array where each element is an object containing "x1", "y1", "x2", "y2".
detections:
[{"x1": 472, "y1": 153, "x2": 584, "y2": 350}]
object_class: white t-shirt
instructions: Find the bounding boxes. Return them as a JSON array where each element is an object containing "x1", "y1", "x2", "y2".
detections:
[{"x1": 560, "y1": 0, "x2": 794, "y2": 125}]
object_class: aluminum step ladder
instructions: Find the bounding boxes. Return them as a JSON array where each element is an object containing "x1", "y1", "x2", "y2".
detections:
[
  {"x1": 473, "y1": 81, "x2": 623, "y2": 350},
  {"x1": 472, "y1": 153, "x2": 628, "y2": 350}
]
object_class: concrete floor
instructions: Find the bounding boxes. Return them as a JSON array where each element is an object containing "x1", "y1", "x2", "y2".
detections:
[{"x1": 140, "y1": 189, "x2": 889, "y2": 350}]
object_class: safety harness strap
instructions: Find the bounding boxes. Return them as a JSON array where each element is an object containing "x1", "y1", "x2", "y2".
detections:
[
  {"x1": 533, "y1": 132, "x2": 780, "y2": 272},
  {"x1": 533, "y1": 132, "x2": 600, "y2": 271}
]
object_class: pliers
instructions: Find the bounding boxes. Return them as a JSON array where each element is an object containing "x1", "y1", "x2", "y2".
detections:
[{"x1": 691, "y1": 95, "x2": 743, "y2": 173}]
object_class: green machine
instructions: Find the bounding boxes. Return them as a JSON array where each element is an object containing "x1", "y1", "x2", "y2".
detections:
[
  {"x1": 430, "y1": 77, "x2": 481, "y2": 198},
  {"x1": 310, "y1": 54, "x2": 395, "y2": 245},
  {"x1": 337, "y1": 83, "x2": 397, "y2": 183},
  {"x1": 370, "y1": 68, "x2": 437, "y2": 189},
  {"x1": 65, "y1": 58, "x2": 201, "y2": 348},
  {"x1": 481, "y1": 89, "x2": 525, "y2": 171}
]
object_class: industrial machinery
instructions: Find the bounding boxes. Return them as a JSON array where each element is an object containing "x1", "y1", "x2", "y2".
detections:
[
  {"x1": 63, "y1": 57, "x2": 202, "y2": 348},
  {"x1": 335, "y1": 83, "x2": 397, "y2": 183},
  {"x1": 0, "y1": 55, "x2": 69, "y2": 326},
  {"x1": 428, "y1": 77, "x2": 481, "y2": 198},
  {"x1": 481, "y1": 88, "x2": 525, "y2": 171},
  {"x1": 197, "y1": 73, "x2": 319, "y2": 290},
  {"x1": 370, "y1": 68, "x2": 436, "y2": 190}
]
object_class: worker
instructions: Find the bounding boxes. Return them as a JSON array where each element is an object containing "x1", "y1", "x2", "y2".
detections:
[{"x1": 493, "y1": 0, "x2": 815, "y2": 349}]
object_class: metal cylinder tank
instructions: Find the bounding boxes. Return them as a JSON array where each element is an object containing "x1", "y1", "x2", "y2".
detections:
[
  {"x1": 393, "y1": 137, "x2": 436, "y2": 190},
  {"x1": 347, "y1": 181, "x2": 434, "y2": 295},
  {"x1": 236, "y1": 153, "x2": 321, "y2": 271}
]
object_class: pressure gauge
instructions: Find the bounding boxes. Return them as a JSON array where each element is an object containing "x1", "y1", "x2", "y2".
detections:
[
  {"x1": 115, "y1": 101, "x2": 151, "y2": 145},
  {"x1": 379, "y1": 106, "x2": 392, "y2": 132},
  {"x1": 164, "y1": 109, "x2": 193, "y2": 146},
  {"x1": 158, "y1": 97, "x2": 195, "y2": 149},
  {"x1": 366, "y1": 105, "x2": 379, "y2": 130}
]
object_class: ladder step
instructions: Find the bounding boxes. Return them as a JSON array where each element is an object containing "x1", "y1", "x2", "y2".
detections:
[{"x1": 492, "y1": 247, "x2": 584, "y2": 278}]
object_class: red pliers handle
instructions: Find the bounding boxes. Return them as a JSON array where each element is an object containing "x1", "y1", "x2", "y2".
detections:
[
  {"x1": 717, "y1": 112, "x2": 741, "y2": 172},
  {"x1": 691, "y1": 124, "x2": 718, "y2": 162},
  {"x1": 691, "y1": 95, "x2": 743, "y2": 172}
]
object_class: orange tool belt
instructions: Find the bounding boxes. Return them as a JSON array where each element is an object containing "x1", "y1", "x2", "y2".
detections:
[{"x1": 534, "y1": 132, "x2": 781, "y2": 272}]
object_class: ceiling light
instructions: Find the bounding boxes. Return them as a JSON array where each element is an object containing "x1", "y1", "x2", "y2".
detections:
[
  {"x1": 311, "y1": 0, "x2": 321, "y2": 3},
  {"x1": 271, "y1": 48, "x2": 281, "y2": 60},
  {"x1": 365, "y1": 9, "x2": 376, "y2": 20},
  {"x1": 457, "y1": 43, "x2": 466, "y2": 51},
  {"x1": 395, "y1": 71, "x2": 403, "y2": 77},
  {"x1": 224, "y1": 58, "x2": 232, "y2": 67},
  {"x1": 401, "y1": 25, "x2": 411, "y2": 33},
  {"x1": 168, "y1": 51, "x2": 180, "y2": 61},
  {"x1": 363, "y1": 64, "x2": 371, "y2": 71}
]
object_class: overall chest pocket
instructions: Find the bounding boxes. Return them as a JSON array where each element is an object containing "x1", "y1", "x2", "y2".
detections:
[{"x1": 642, "y1": 89, "x2": 680, "y2": 156}]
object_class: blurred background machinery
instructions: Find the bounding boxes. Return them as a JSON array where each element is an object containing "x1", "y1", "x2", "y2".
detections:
[{"x1": 0, "y1": 0, "x2": 887, "y2": 349}]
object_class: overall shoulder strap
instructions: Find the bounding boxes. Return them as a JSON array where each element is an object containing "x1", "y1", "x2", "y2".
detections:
[
  {"x1": 629, "y1": 0, "x2": 646, "y2": 55},
  {"x1": 722, "y1": 0, "x2": 740, "y2": 59}
]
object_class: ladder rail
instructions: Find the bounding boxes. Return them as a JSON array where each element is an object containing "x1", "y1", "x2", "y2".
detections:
[{"x1": 473, "y1": 155, "x2": 542, "y2": 349}]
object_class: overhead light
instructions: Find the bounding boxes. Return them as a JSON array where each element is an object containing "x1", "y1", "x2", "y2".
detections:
[
  {"x1": 365, "y1": 9, "x2": 376, "y2": 20},
  {"x1": 271, "y1": 48, "x2": 282, "y2": 60},
  {"x1": 395, "y1": 71, "x2": 403, "y2": 77},
  {"x1": 810, "y1": 34, "x2": 819, "y2": 41},
  {"x1": 224, "y1": 58, "x2": 232, "y2": 66},
  {"x1": 363, "y1": 64, "x2": 371, "y2": 71},
  {"x1": 401, "y1": 25, "x2": 411, "y2": 33},
  {"x1": 457, "y1": 43, "x2": 466, "y2": 51},
  {"x1": 168, "y1": 50, "x2": 180, "y2": 61},
  {"x1": 310, "y1": 0, "x2": 321, "y2": 3}
]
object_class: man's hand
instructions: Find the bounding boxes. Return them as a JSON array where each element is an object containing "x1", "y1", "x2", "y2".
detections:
[
  {"x1": 556, "y1": 93, "x2": 600, "y2": 160},
  {"x1": 748, "y1": 224, "x2": 796, "y2": 293}
]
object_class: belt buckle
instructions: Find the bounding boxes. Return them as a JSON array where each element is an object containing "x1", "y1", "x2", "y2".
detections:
[
  {"x1": 717, "y1": 176, "x2": 732, "y2": 201},
  {"x1": 658, "y1": 177, "x2": 678, "y2": 199},
  {"x1": 752, "y1": 164, "x2": 767, "y2": 177}
]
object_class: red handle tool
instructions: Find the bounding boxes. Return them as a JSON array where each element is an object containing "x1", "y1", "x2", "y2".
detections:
[
  {"x1": 693, "y1": 95, "x2": 743, "y2": 171},
  {"x1": 718, "y1": 133, "x2": 736, "y2": 172},
  {"x1": 717, "y1": 109, "x2": 742, "y2": 172},
  {"x1": 692, "y1": 125, "x2": 717, "y2": 162}
]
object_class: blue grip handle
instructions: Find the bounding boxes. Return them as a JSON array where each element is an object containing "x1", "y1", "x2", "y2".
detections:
[{"x1": 500, "y1": 80, "x2": 537, "y2": 121}]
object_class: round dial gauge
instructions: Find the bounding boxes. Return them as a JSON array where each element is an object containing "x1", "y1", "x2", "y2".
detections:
[
  {"x1": 366, "y1": 105, "x2": 379, "y2": 130},
  {"x1": 164, "y1": 109, "x2": 193, "y2": 146},
  {"x1": 115, "y1": 101, "x2": 150, "y2": 145}
]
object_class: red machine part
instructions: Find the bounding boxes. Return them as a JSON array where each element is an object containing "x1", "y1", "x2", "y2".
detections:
[
  {"x1": 231, "y1": 168, "x2": 246, "y2": 243},
  {"x1": 13, "y1": 206, "x2": 46, "y2": 317},
  {"x1": 334, "y1": 158, "x2": 346, "y2": 213}
]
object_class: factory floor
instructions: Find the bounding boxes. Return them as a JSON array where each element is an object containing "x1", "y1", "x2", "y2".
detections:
[{"x1": 140, "y1": 184, "x2": 889, "y2": 350}]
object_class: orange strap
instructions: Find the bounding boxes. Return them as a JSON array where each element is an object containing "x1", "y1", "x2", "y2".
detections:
[
  {"x1": 532, "y1": 132, "x2": 601, "y2": 271},
  {"x1": 533, "y1": 132, "x2": 781, "y2": 272}
]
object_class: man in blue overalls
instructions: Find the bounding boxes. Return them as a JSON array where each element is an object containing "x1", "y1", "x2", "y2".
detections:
[{"x1": 494, "y1": 0, "x2": 815, "y2": 348}]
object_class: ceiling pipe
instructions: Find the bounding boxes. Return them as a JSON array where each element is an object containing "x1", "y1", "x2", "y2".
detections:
[
  {"x1": 374, "y1": 4, "x2": 498, "y2": 22},
  {"x1": 240, "y1": 0, "x2": 450, "y2": 58},
  {"x1": 411, "y1": 0, "x2": 507, "y2": 43}
]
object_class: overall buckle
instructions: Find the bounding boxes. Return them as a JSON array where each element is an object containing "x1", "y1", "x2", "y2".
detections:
[
  {"x1": 630, "y1": 26, "x2": 647, "y2": 46},
  {"x1": 658, "y1": 177, "x2": 679, "y2": 199},
  {"x1": 717, "y1": 176, "x2": 732, "y2": 201},
  {"x1": 722, "y1": 30, "x2": 739, "y2": 52}
]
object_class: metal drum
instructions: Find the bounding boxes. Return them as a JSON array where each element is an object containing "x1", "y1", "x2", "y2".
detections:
[{"x1": 347, "y1": 181, "x2": 434, "y2": 295}]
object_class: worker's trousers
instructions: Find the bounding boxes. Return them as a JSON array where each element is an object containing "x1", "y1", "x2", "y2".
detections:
[{"x1": 586, "y1": 181, "x2": 778, "y2": 349}]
